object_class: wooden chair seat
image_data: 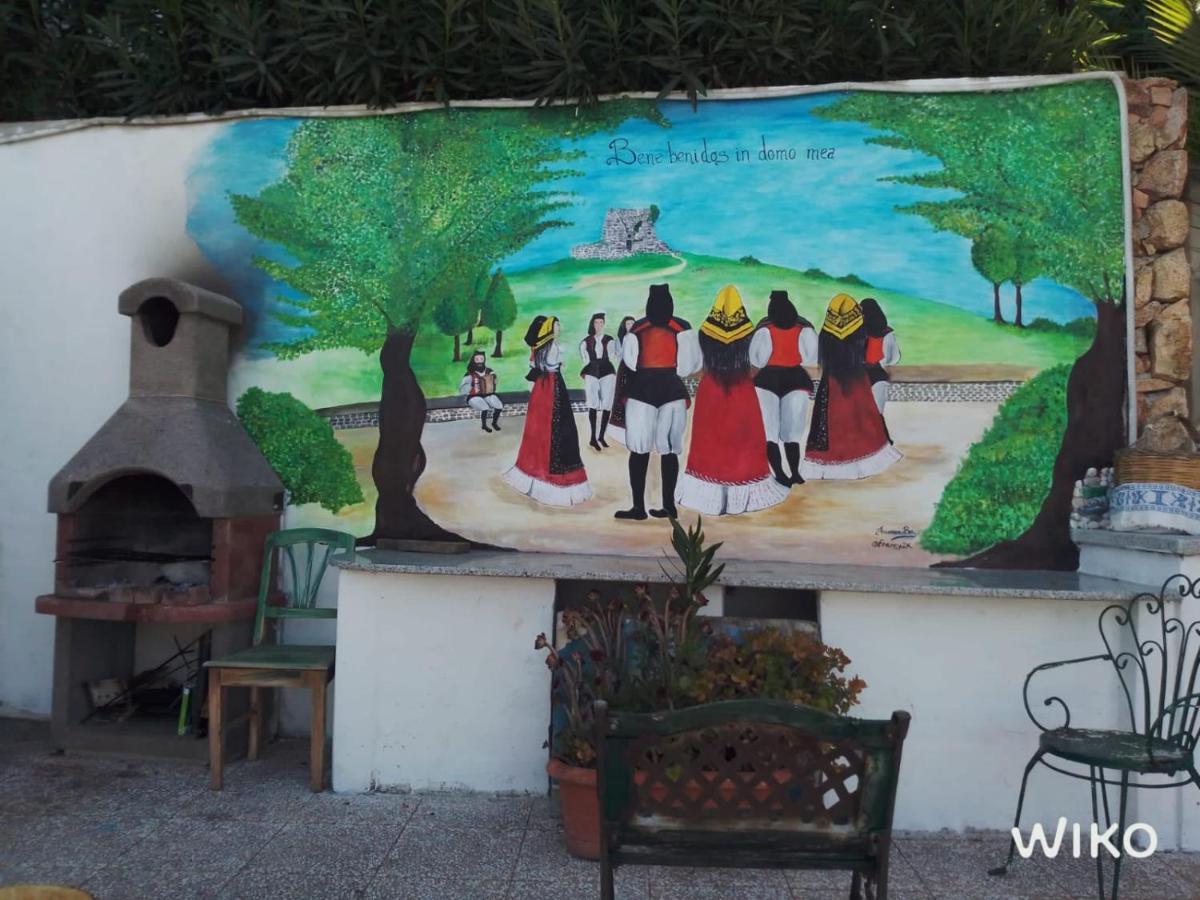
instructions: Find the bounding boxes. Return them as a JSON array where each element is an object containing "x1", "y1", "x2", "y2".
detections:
[{"x1": 210, "y1": 644, "x2": 336, "y2": 671}]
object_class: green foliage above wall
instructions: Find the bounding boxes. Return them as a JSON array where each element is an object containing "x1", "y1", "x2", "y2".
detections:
[
  {"x1": 236, "y1": 387, "x2": 364, "y2": 513},
  {"x1": 919, "y1": 365, "x2": 1070, "y2": 556},
  {"x1": 2, "y1": 0, "x2": 1110, "y2": 121}
]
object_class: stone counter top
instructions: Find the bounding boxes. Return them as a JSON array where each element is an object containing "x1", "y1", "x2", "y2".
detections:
[{"x1": 333, "y1": 548, "x2": 1154, "y2": 601}]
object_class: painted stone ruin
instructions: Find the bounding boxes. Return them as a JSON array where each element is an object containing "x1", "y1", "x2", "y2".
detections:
[{"x1": 186, "y1": 75, "x2": 1136, "y2": 571}]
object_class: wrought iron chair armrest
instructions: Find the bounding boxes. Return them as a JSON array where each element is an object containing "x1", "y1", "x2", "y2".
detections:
[{"x1": 1023, "y1": 653, "x2": 1113, "y2": 732}]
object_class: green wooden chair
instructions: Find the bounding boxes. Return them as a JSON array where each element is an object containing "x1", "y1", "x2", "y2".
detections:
[
  {"x1": 205, "y1": 527, "x2": 355, "y2": 792},
  {"x1": 990, "y1": 574, "x2": 1200, "y2": 899},
  {"x1": 594, "y1": 698, "x2": 911, "y2": 900}
]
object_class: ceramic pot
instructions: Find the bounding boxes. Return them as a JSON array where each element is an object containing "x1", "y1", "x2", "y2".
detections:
[{"x1": 547, "y1": 757, "x2": 600, "y2": 860}]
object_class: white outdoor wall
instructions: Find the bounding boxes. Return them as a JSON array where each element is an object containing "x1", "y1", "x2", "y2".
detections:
[
  {"x1": 0, "y1": 123, "x2": 232, "y2": 717},
  {"x1": 819, "y1": 592, "x2": 1155, "y2": 838},
  {"x1": 333, "y1": 570, "x2": 557, "y2": 793}
]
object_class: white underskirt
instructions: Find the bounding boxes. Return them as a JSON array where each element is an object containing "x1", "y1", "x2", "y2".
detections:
[
  {"x1": 674, "y1": 472, "x2": 790, "y2": 516},
  {"x1": 606, "y1": 424, "x2": 626, "y2": 446},
  {"x1": 502, "y1": 464, "x2": 594, "y2": 507},
  {"x1": 800, "y1": 443, "x2": 902, "y2": 481}
]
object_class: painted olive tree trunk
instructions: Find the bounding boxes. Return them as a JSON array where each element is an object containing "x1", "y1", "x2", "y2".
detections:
[
  {"x1": 368, "y1": 329, "x2": 465, "y2": 543},
  {"x1": 992, "y1": 282, "x2": 1005, "y2": 323}
]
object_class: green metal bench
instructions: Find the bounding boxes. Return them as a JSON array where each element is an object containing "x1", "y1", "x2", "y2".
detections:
[
  {"x1": 990, "y1": 574, "x2": 1200, "y2": 899},
  {"x1": 594, "y1": 699, "x2": 911, "y2": 900}
]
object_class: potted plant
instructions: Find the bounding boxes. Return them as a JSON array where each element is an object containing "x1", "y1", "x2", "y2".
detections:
[{"x1": 535, "y1": 518, "x2": 865, "y2": 859}]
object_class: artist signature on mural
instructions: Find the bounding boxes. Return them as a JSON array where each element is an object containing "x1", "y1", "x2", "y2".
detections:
[{"x1": 872, "y1": 525, "x2": 917, "y2": 550}]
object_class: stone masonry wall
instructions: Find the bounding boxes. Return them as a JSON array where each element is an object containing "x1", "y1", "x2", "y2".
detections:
[{"x1": 1129, "y1": 77, "x2": 1193, "y2": 451}]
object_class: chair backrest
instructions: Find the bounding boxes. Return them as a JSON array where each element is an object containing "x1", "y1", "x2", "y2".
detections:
[
  {"x1": 1093, "y1": 574, "x2": 1200, "y2": 748},
  {"x1": 594, "y1": 699, "x2": 909, "y2": 853},
  {"x1": 253, "y1": 528, "x2": 356, "y2": 644}
]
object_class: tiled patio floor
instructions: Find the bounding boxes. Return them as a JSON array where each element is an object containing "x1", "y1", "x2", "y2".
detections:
[{"x1": 3, "y1": 719, "x2": 1200, "y2": 899}]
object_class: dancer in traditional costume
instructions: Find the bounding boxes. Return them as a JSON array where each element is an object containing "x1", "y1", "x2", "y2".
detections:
[
  {"x1": 802, "y1": 294, "x2": 902, "y2": 480},
  {"x1": 749, "y1": 290, "x2": 818, "y2": 486},
  {"x1": 615, "y1": 284, "x2": 700, "y2": 521},
  {"x1": 459, "y1": 349, "x2": 503, "y2": 433},
  {"x1": 578, "y1": 312, "x2": 618, "y2": 451},
  {"x1": 606, "y1": 315, "x2": 637, "y2": 446},
  {"x1": 861, "y1": 297, "x2": 900, "y2": 414},
  {"x1": 676, "y1": 286, "x2": 790, "y2": 516},
  {"x1": 503, "y1": 315, "x2": 593, "y2": 506}
]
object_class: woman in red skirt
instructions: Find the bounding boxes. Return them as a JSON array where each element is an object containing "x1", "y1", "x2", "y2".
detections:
[
  {"x1": 675, "y1": 285, "x2": 790, "y2": 516},
  {"x1": 802, "y1": 293, "x2": 902, "y2": 480},
  {"x1": 503, "y1": 315, "x2": 593, "y2": 506}
]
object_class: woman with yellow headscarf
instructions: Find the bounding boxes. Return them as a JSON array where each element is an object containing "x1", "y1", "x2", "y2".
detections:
[
  {"x1": 503, "y1": 315, "x2": 593, "y2": 506},
  {"x1": 802, "y1": 294, "x2": 902, "y2": 480},
  {"x1": 675, "y1": 285, "x2": 790, "y2": 516}
]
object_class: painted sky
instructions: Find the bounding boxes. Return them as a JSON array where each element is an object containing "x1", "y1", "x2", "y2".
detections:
[{"x1": 187, "y1": 90, "x2": 1111, "y2": 351}]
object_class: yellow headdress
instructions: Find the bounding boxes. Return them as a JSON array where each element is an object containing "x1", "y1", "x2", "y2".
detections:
[
  {"x1": 821, "y1": 293, "x2": 863, "y2": 340},
  {"x1": 535, "y1": 314, "x2": 556, "y2": 348},
  {"x1": 699, "y1": 284, "x2": 753, "y2": 344}
]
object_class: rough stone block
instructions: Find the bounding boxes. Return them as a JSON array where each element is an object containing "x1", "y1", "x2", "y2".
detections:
[
  {"x1": 1136, "y1": 301, "x2": 1161, "y2": 328},
  {"x1": 1137, "y1": 415, "x2": 1194, "y2": 452},
  {"x1": 1157, "y1": 90, "x2": 1189, "y2": 149},
  {"x1": 1151, "y1": 85, "x2": 1174, "y2": 106},
  {"x1": 1137, "y1": 150, "x2": 1188, "y2": 199},
  {"x1": 1151, "y1": 248, "x2": 1190, "y2": 300},
  {"x1": 1135, "y1": 326, "x2": 1148, "y2": 354},
  {"x1": 1130, "y1": 120, "x2": 1157, "y2": 164},
  {"x1": 1135, "y1": 263, "x2": 1154, "y2": 307},
  {"x1": 1142, "y1": 200, "x2": 1190, "y2": 251},
  {"x1": 1149, "y1": 315, "x2": 1193, "y2": 381},
  {"x1": 1147, "y1": 387, "x2": 1190, "y2": 420}
]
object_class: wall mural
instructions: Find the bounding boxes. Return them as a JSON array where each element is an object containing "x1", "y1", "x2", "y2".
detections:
[{"x1": 187, "y1": 75, "x2": 1131, "y2": 570}]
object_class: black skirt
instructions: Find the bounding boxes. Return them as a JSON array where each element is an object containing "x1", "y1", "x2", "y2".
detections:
[
  {"x1": 626, "y1": 367, "x2": 688, "y2": 407},
  {"x1": 753, "y1": 365, "x2": 814, "y2": 398},
  {"x1": 580, "y1": 359, "x2": 616, "y2": 379}
]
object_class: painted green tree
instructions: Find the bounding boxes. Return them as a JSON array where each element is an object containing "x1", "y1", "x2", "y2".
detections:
[
  {"x1": 432, "y1": 263, "x2": 484, "y2": 363},
  {"x1": 970, "y1": 225, "x2": 1015, "y2": 323},
  {"x1": 480, "y1": 270, "x2": 517, "y2": 358},
  {"x1": 817, "y1": 79, "x2": 1127, "y2": 568},
  {"x1": 231, "y1": 103, "x2": 664, "y2": 542}
]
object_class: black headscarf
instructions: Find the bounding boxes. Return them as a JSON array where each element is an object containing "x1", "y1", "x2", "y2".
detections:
[
  {"x1": 617, "y1": 316, "x2": 636, "y2": 341},
  {"x1": 645, "y1": 284, "x2": 674, "y2": 326},
  {"x1": 861, "y1": 298, "x2": 889, "y2": 338},
  {"x1": 767, "y1": 290, "x2": 799, "y2": 329},
  {"x1": 523, "y1": 315, "x2": 547, "y2": 348}
]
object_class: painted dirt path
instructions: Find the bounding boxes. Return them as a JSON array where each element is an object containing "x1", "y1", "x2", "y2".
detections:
[
  {"x1": 313, "y1": 399, "x2": 999, "y2": 567},
  {"x1": 572, "y1": 253, "x2": 686, "y2": 288}
]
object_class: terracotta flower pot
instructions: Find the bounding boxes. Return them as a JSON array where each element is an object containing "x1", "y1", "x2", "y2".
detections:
[{"x1": 547, "y1": 757, "x2": 600, "y2": 860}]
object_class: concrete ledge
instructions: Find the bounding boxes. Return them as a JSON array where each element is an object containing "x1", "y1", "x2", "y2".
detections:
[
  {"x1": 333, "y1": 548, "x2": 1152, "y2": 601},
  {"x1": 1073, "y1": 527, "x2": 1200, "y2": 556}
]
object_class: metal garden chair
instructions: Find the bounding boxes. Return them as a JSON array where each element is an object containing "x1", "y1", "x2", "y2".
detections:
[
  {"x1": 990, "y1": 574, "x2": 1200, "y2": 899},
  {"x1": 205, "y1": 527, "x2": 355, "y2": 791}
]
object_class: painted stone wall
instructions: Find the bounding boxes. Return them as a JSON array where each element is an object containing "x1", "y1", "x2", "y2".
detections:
[{"x1": 1129, "y1": 77, "x2": 1193, "y2": 450}]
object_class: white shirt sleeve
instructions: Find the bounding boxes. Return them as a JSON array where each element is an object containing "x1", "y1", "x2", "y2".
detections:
[
  {"x1": 578, "y1": 338, "x2": 589, "y2": 366},
  {"x1": 622, "y1": 333, "x2": 639, "y2": 371},
  {"x1": 748, "y1": 328, "x2": 772, "y2": 368},
  {"x1": 799, "y1": 326, "x2": 819, "y2": 365},
  {"x1": 882, "y1": 332, "x2": 900, "y2": 365},
  {"x1": 547, "y1": 341, "x2": 563, "y2": 370},
  {"x1": 611, "y1": 335, "x2": 624, "y2": 366},
  {"x1": 676, "y1": 329, "x2": 702, "y2": 378},
  {"x1": 458, "y1": 374, "x2": 473, "y2": 397}
]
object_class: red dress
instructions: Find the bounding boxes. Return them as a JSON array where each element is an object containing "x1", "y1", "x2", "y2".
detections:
[
  {"x1": 504, "y1": 364, "x2": 592, "y2": 507},
  {"x1": 674, "y1": 373, "x2": 789, "y2": 515},
  {"x1": 802, "y1": 370, "x2": 901, "y2": 479}
]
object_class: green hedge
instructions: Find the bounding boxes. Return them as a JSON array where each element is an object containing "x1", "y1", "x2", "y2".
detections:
[
  {"x1": 2, "y1": 1, "x2": 1108, "y2": 121},
  {"x1": 236, "y1": 387, "x2": 364, "y2": 514},
  {"x1": 919, "y1": 364, "x2": 1069, "y2": 556}
]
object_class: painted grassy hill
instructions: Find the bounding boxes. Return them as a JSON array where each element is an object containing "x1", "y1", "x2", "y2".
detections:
[{"x1": 230, "y1": 252, "x2": 1093, "y2": 409}]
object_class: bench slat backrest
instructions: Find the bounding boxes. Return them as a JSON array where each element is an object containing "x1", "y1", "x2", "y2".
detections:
[{"x1": 595, "y1": 699, "x2": 910, "y2": 858}]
